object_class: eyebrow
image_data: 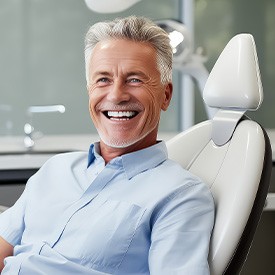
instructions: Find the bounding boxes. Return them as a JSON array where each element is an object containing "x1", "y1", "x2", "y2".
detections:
[
  {"x1": 126, "y1": 71, "x2": 150, "y2": 80},
  {"x1": 92, "y1": 70, "x2": 150, "y2": 80},
  {"x1": 91, "y1": 71, "x2": 112, "y2": 78}
]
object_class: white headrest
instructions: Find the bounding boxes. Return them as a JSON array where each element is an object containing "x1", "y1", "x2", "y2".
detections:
[{"x1": 203, "y1": 34, "x2": 263, "y2": 111}]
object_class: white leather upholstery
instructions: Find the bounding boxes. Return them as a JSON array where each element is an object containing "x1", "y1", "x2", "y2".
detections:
[
  {"x1": 203, "y1": 34, "x2": 263, "y2": 110},
  {"x1": 167, "y1": 34, "x2": 271, "y2": 275},
  {"x1": 204, "y1": 34, "x2": 263, "y2": 146},
  {"x1": 167, "y1": 119, "x2": 265, "y2": 275}
]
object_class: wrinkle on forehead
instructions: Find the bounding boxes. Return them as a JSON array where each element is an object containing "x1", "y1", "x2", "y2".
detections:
[{"x1": 88, "y1": 39, "x2": 160, "y2": 82}]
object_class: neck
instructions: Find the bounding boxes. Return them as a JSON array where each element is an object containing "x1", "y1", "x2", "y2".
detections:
[{"x1": 99, "y1": 132, "x2": 158, "y2": 164}]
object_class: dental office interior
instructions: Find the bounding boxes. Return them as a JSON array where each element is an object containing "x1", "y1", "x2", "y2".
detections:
[{"x1": 0, "y1": 0, "x2": 275, "y2": 274}]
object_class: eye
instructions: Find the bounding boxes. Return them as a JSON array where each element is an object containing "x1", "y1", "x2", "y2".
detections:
[
  {"x1": 127, "y1": 78, "x2": 142, "y2": 84},
  {"x1": 96, "y1": 77, "x2": 111, "y2": 86},
  {"x1": 97, "y1": 77, "x2": 109, "y2": 83}
]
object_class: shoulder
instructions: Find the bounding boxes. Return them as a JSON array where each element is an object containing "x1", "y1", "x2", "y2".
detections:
[
  {"x1": 40, "y1": 151, "x2": 88, "y2": 170},
  {"x1": 165, "y1": 158, "x2": 213, "y2": 200},
  {"x1": 153, "y1": 159, "x2": 214, "y2": 214},
  {"x1": 150, "y1": 159, "x2": 215, "y2": 233},
  {"x1": 27, "y1": 151, "x2": 89, "y2": 190},
  {"x1": 161, "y1": 159, "x2": 214, "y2": 207},
  {"x1": 138, "y1": 157, "x2": 213, "y2": 205},
  {"x1": 153, "y1": 158, "x2": 203, "y2": 187}
]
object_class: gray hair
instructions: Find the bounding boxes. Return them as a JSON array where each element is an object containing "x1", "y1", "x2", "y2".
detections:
[{"x1": 84, "y1": 15, "x2": 173, "y2": 85}]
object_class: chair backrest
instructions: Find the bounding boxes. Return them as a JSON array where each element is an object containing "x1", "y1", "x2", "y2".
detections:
[{"x1": 167, "y1": 34, "x2": 272, "y2": 275}]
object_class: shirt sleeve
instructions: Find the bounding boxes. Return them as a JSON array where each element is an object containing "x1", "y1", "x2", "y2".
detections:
[
  {"x1": 149, "y1": 181, "x2": 215, "y2": 275},
  {"x1": 0, "y1": 183, "x2": 29, "y2": 246}
]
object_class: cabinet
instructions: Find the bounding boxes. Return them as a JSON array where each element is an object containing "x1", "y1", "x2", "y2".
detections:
[{"x1": 0, "y1": 169, "x2": 37, "y2": 207}]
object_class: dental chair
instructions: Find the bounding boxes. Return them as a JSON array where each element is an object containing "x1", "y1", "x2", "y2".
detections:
[
  {"x1": 0, "y1": 34, "x2": 271, "y2": 275},
  {"x1": 167, "y1": 33, "x2": 272, "y2": 275}
]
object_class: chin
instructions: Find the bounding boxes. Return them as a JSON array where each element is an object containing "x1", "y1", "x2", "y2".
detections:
[
  {"x1": 100, "y1": 136, "x2": 141, "y2": 149},
  {"x1": 98, "y1": 130, "x2": 153, "y2": 149},
  {"x1": 97, "y1": 125, "x2": 158, "y2": 150}
]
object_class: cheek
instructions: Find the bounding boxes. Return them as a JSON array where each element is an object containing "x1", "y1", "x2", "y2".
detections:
[
  {"x1": 142, "y1": 88, "x2": 163, "y2": 121},
  {"x1": 88, "y1": 90, "x2": 101, "y2": 121},
  {"x1": 88, "y1": 97, "x2": 95, "y2": 117}
]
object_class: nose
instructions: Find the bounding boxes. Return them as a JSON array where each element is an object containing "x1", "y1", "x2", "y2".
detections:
[{"x1": 106, "y1": 81, "x2": 130, "y2": 104}]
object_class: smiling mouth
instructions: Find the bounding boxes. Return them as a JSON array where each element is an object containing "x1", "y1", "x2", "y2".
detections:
[{"x1": 103, "y1": 111, "x2": 139, "y2": 121}]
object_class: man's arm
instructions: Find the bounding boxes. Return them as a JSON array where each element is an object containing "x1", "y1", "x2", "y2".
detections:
[
  {"x1": 149, "y1": 182, "x2": 215, "y2": 275},
  {"x1": 0, "y1": 182, "x2": 29, "y2": 272},
  {"x1": 0, "y1": 236, "x2": 13, "y2": 271}
]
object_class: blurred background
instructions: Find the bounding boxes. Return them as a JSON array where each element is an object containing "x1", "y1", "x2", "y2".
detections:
[{"x1": 1, "y1": 0, "x2": 274, "y2": 137}]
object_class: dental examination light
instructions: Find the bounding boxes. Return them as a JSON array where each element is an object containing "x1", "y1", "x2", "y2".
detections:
[
  {"x1": 156, "y1": 19, "x2": 216, "y2": 119},
  {"x1": 84, "y1": 0, "x2": 142, "y2": 13}
]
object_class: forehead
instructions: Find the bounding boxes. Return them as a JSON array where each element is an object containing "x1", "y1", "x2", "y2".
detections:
[{"x1": 89, "y1": 39, "x2": 158, "y2": 73}]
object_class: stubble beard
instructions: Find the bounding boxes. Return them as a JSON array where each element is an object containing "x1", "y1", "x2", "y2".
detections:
[{"x1": 96, "y1": 123, "x2": 157, "y2": 149}]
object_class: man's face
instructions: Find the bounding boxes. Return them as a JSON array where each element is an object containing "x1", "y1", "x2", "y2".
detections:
[{"x1": 87, "y1": 39, "x2": 172, "y2": 150}]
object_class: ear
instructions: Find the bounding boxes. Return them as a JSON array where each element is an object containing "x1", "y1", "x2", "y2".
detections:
[{"x1": 161, "y1": 82, "x2": 173, "y2": 111}]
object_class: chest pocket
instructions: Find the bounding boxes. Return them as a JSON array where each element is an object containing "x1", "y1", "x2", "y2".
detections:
[{"x1": 54, "y1": 199, "x2": 146, "y2": 271}]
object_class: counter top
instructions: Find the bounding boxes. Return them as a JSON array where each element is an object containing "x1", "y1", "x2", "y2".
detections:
[
  {"x1": 0, "y1": 130, "x2": 274, "y2": 170},
  {"x1": 0, "y1": 132, "x2": 177, "y2": 170},
  {"x1": 0, "y1": 134, "x2": 97, "y2": 170}
]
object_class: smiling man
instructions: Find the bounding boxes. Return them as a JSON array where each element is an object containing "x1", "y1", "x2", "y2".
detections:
[
  {"x1": 87, "y1": 38, "x2": 172, "y2": 162},
  {"x1": 0, "y1": 16, "x2": 214, "y2": 274}
]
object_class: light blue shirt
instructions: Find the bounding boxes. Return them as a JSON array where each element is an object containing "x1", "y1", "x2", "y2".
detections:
[{"x1": 0, "y1": 141, "x2": 214, "y2": 275}]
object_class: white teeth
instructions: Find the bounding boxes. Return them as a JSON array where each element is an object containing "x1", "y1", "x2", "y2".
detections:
[{"x1": 107, "y1": 111, "x2": 136, "y2": 118}]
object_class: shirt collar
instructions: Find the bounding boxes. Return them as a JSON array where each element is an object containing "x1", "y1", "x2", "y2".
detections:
[
  {"x1": 87, "y1": 141, "x2": 168, "y2": 180},
  {"x1": 87, "y1": 142, "x2": 102, "y2": 167}
]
